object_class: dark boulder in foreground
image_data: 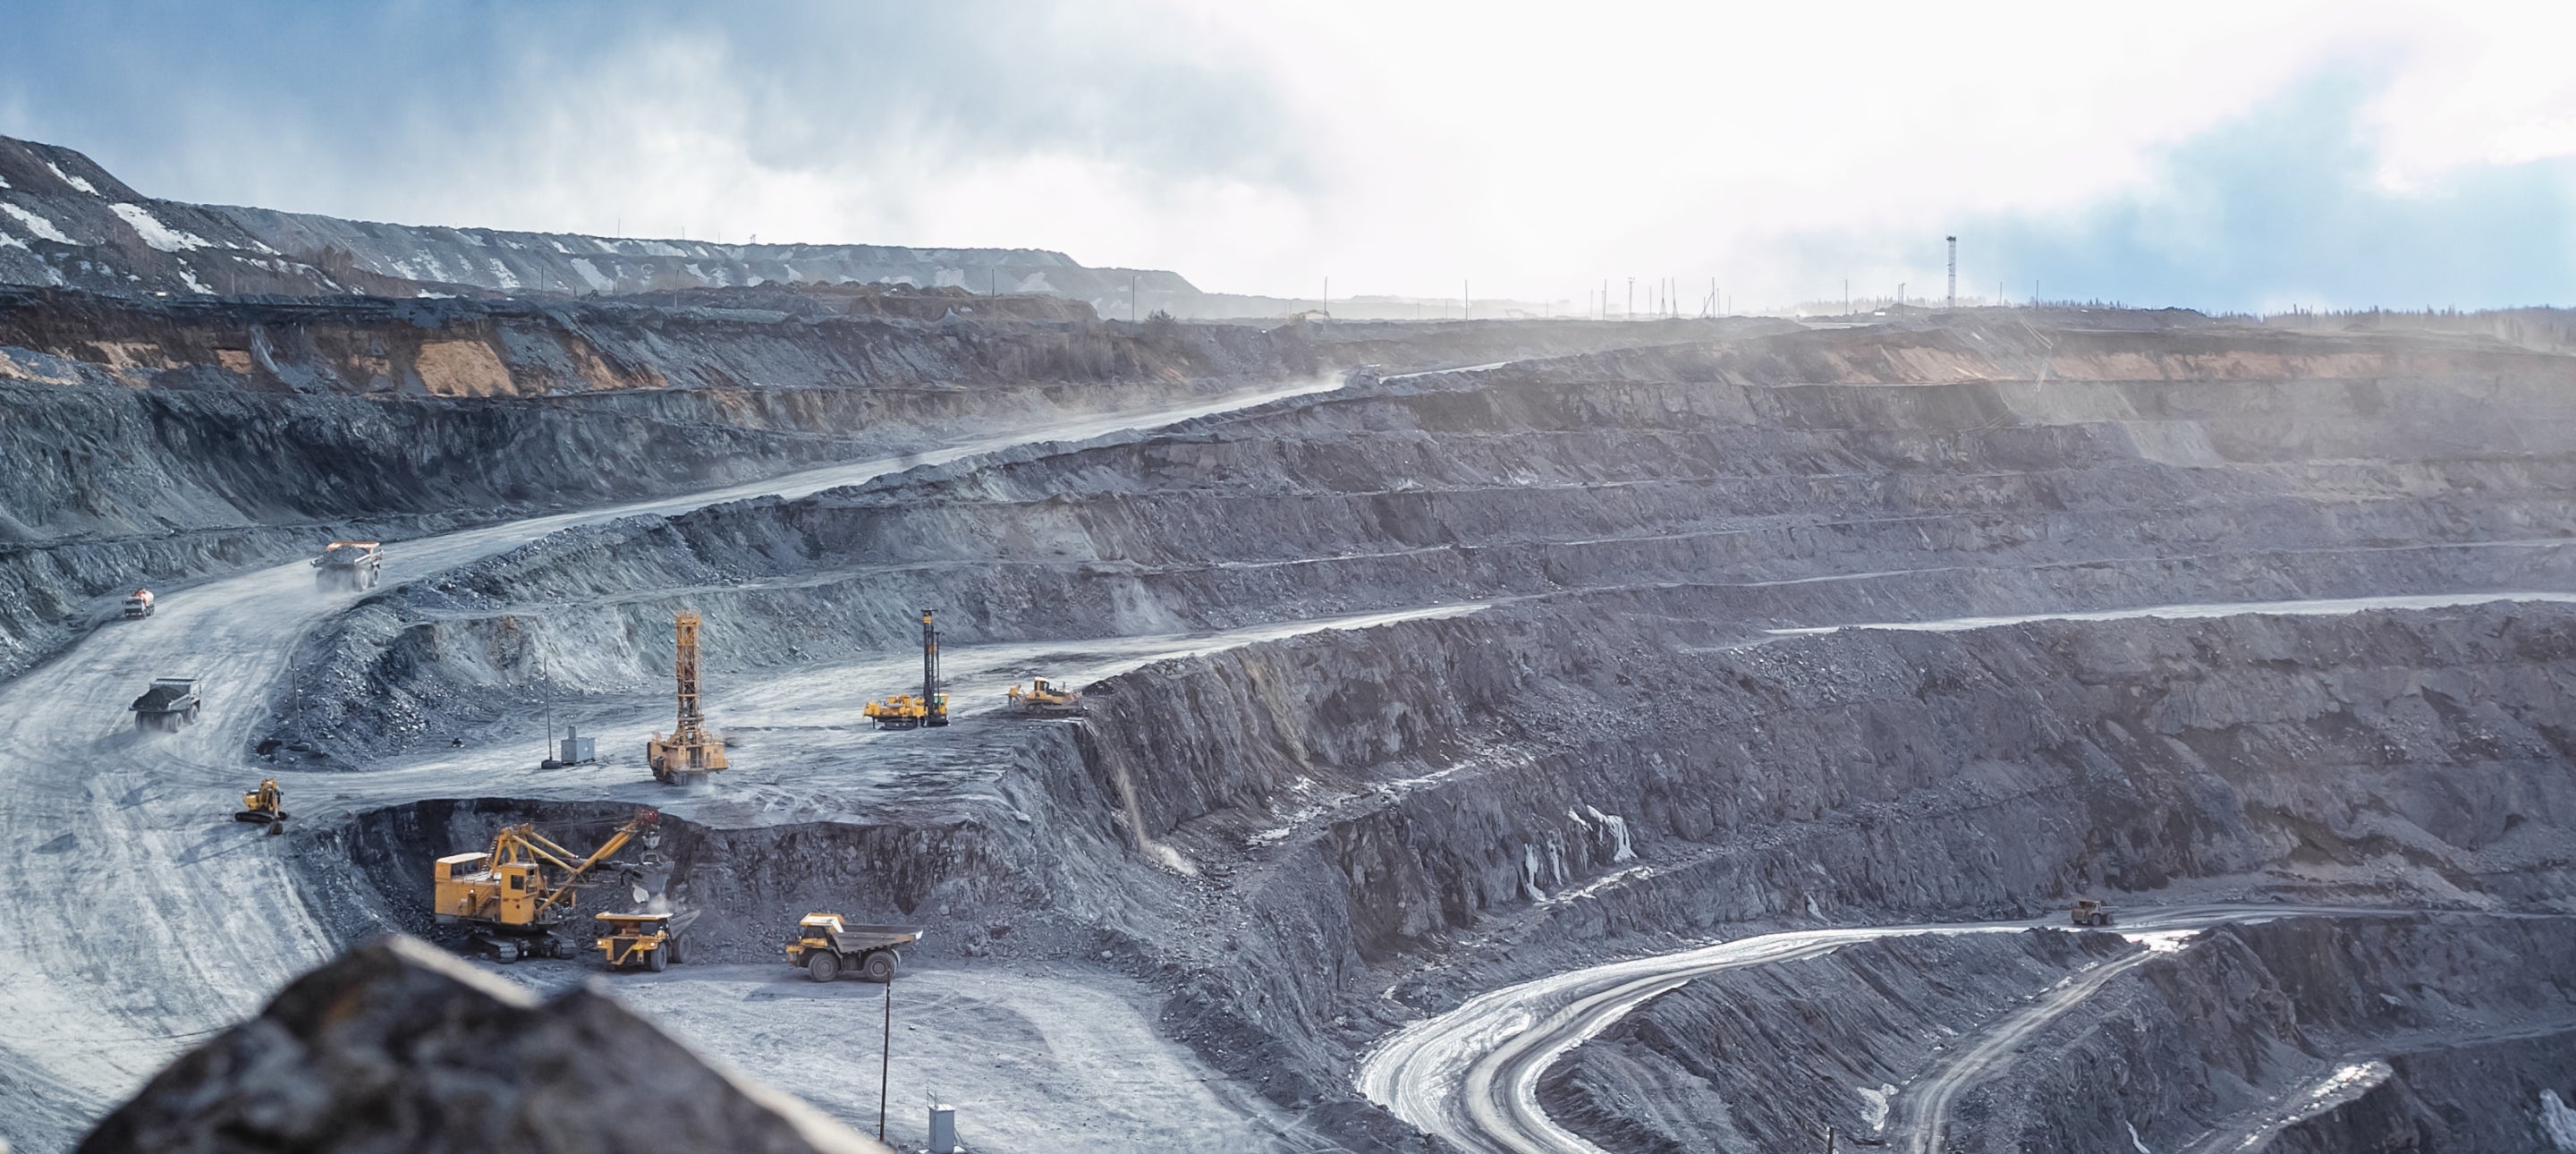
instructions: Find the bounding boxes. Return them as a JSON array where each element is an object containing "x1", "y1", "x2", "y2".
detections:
[{"x1": 79, "y1": 935, "x2": 887, "y2": 1154}]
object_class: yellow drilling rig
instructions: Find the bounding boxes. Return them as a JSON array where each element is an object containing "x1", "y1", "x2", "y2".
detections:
[
  {"x1": 864, "y1": 609, "x2": 951, "y2": 729},
  {"x1": 432, "y1": 807, "x2": 663, "y2": 963},
  {"x1": 647, "y1": 610, "x2": 728, "y2": 785}
]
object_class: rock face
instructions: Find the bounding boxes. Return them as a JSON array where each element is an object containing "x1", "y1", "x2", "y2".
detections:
[{"x1": 77, "y1": 935, "x2": 888, "y2": 1154}]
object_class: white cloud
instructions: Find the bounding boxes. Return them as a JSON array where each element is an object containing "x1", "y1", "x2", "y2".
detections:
[{"x1": 10, "y1": 2, "x2": 2572, "y2": 307}]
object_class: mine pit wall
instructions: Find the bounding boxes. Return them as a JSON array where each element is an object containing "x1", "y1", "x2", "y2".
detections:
[
  {"x1": 1533, "y1": 914, "x2": 2576, "y2": 1153},
  {"x1": 2273, "y1": 1032, "x2": 2576, "y2": 1152},
  {"x1": 275, "y1": 334, "x2": 2576, "y2": 761},
  {"x1": 0, "y1": 286, "x2": 1338, "y2": 677},
  {"x1": 1042, "y1": 600, "x2": 2576, "y2": 1103},
  {"x1": 318, "y1": 699, "x2": 1215, "y2": 966}
]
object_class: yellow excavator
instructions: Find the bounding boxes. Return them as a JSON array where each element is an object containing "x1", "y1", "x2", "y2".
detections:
[
  {"x1": 864, "y1": 609, "x2": 951, "y2": 729},
  {"x1": 647, "y1": 611, "x2": 728, "y2": 785},
  {"x1": 432, "y1": 807, "x2": 662, "y2": 963},
  {"x1": 234, "y1": 778, "x2": 286, "y2": 834},
  {"x1": 1005, "y1": 676, "x2": 1083, "y2": 717}
]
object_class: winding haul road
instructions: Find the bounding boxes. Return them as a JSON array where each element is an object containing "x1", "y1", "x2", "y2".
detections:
[
  {"x1": 1357, "y1": 906, "x2": 2403, "y2": 1154},
  {"x1": 0, "y1": 378, "x2": 1343, "y2": 1153}
]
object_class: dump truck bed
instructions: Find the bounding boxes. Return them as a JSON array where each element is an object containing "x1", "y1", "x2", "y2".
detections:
[
  {"x1": 131, "y1": 680, "x2": 199, "y2": 713},
  {"x1": 825, "y1": 925, "x2": 922, "y2": 951}
]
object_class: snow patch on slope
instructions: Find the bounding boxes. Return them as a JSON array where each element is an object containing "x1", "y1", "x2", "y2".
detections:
[
  {"x1": 569, "y1": 258, "x2": 614, "y2": 293},
  {"x1": 0, "y1": 201, "x2": 77, "y2": 244},
  {"x1": 44, "y1": 162, "x2": 97, "y2": 195},
  {"x1": 109, "y1": 203, "x2": 215, "y2": 251}
]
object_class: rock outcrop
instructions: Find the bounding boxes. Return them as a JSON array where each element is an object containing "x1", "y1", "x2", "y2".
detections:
[{"x1": 77, "y1": 935, "x2": 889, "y2": 1154}]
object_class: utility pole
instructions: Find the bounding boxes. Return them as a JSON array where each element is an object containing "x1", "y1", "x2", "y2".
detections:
[
  {"x1": 1626, "y1": 277, "x2": 1634, "y2": 320},
  {"x1": 1945, "y1": 235, "x2": 1957, "y2": 309},
  {"x1": 879, "y1": 978, "x2": 894, "y2": 1141},
  {"x1": 1322, "y1": 276, "x2": 1328, "y2": 318},
  {"x1": 1131, "y1": 275, "x2": 1138, "y2": 322},
  {"x1": 1462, "y1": 279, "x2": 1469, "y2": 320},
  {"x1": 1843, "y1": 278, "x2": 1850, "y2": 316}
]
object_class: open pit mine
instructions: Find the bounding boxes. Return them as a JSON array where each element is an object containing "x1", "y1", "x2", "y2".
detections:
[{"x1": 3, "y1": 132, "x2": 2574, "y2": 1154}]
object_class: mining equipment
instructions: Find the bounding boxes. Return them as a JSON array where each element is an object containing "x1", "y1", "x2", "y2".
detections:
[
  {"x1": 123, "y1": 589, "x2": 155, "y2": 618},
  {"x1": 311, "y1": 540, "x2": 384, "y2": 592},
  {"x1": 130, "y1": 676, "x2": 201, "y2": 732},
  {"x1": 2072, "y1": 897, "x2": 2114, "y2": 927},
  {"x1": 647, "y1": 611, "x2": 728, "y2": 785},
  {"x1": 235, "y1": 778, "x2": 286, "y2": 834},
  {"x1": 594, "y1": 910, "x2": 699, "y2": 972},
  {"x1": 432, "y1": 807, "x2": 663, "y2": 962},
  {"x1": 1004, "y1": 675, "x2": 1083, "y2": 717},
  {"x1": 787, "y1": 912, "x2": 921, "y2": 982},
  {"x1": 863, "y1": 609, "x2": 950, "y2": 729}
]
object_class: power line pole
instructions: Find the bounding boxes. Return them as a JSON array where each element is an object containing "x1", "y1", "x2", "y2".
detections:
[
  {"x1": 1626, "y1": 277, "x2": 1634, "y2": 320},
  {"x1": 879, "y1": 978, "x2": 894, "y2": 1141},
  {"x1": 1945, "y1": 235, "x2": 1957, "y2": 309},
  {"x1": 1462, "y1": 279, "x2": 1469, "y2": 320},
  {"x1": 1131, "y1": 274, "x2": 1138, "y2": 322}
]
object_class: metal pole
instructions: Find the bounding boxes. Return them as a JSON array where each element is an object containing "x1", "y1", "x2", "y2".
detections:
[
  {"x1": 879, "y1": 976, "x2": 893, "y2": 1141},
  {"x1": 1945, "y1": 235, "x2": 1957, "y2": 309},
  {"x1": 1131, "y1": 275, "x2": 1138, "y2": 322}
]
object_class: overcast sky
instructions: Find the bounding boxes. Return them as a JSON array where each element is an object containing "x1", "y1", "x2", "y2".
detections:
[{"x1": 3, "y1": 0, "x2": 2570, "y2": 311}]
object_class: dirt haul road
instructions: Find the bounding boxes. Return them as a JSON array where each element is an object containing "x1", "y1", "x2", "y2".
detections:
[
  {"x1": 1357, "y1": 904, "x2": 2417, "y2": 1154},
  {"x1": 0, "y1": 378, "x2": 1344, "y2": 1153}
]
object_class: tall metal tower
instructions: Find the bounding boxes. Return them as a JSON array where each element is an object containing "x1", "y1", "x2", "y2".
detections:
[{"x1": 1945, "y1": 236, "x2": 1958, "y2": 309}]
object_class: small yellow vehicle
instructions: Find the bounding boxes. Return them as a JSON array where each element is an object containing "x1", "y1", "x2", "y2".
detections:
[
  {"x1": 1005, "y1": 676, "x2": 1083, "y2": 717},
  {"x1": 236, "y1": 778, "x2": 286, "y2": 834},
  {"x1": 2072, "y1": 898, "x2": 2115, "y2": 927},
  {"x1": 594, "y1": 911, "x2": 696, "y2": 972}
]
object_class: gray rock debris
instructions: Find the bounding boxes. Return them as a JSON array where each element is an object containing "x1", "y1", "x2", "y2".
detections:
[{"x1": 77, "y1": 935, "x2": 889, "y2": 1154}]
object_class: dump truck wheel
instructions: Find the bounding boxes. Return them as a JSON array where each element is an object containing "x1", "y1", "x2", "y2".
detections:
[
  {"x1": 647, "y1": 946, "x2": 668, "y2": 972},
  {"x1": 667, "y1": 935, "x2": 688, "y2": 965},
  {"x1": 807, "y1": 952, "x2": 840, "y2": 982},
  {"x1": 862, "y1": 950, "x2": 897, "y2": 983}
]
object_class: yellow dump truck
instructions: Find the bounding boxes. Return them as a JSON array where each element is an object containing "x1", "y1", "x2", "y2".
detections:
[{"x1": 787, "y1": 913, "x2": 921, "y2": 982}]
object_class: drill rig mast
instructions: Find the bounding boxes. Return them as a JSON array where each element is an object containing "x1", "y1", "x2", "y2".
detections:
[{"x1": 647, "y1": 611, "x2": 728, "y2": 785}]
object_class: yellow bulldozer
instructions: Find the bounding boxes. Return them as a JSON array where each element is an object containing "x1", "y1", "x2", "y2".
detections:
[
  {"x1": 1005, "y1": 676, "x2": 1083, "y2": 717},
  {"x1": 234, "y1": 778, "x2": 286, "y2": 834},
  {"x1": 864, "y1": 609, "x2": 950, "y2": 729},
  {"x1": 432, "y1": 807, "x2": 663, "y2": 963}
]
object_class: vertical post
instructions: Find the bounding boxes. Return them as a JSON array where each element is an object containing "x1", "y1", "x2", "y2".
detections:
[
  {"x1": 541, "y1": 650, "x2": 552, "y2": 765},
  {"x1": 1626, "y1": 277, "x2": 1633, "y2": 320},
  {"x1": 879, "y1": 976, "x2": 893, "y2": 1141},
  {"x1": 1945, "y1": 235, "x2": 1957, "y2": 309},
  {"x1": 1131, "y1": 274, "x2": 1138, "y2": 322}
]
